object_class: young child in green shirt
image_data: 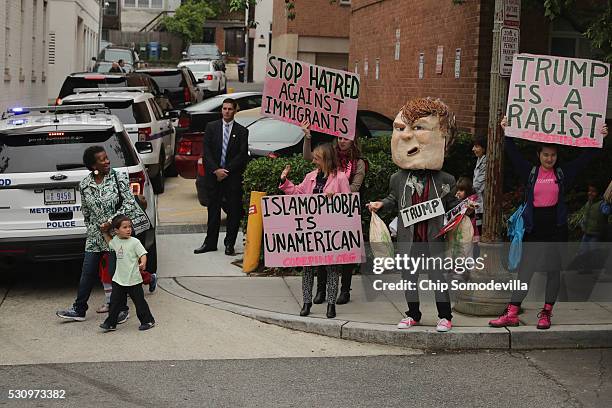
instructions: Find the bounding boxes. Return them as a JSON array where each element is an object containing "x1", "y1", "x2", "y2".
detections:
[{"x1": 99, "y1": 214, "x2": 155, "y2": 332}]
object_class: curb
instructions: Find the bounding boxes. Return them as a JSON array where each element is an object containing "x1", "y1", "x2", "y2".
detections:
[{"x1": 159, "y1": 278, "x2": 612, "y2": 351}]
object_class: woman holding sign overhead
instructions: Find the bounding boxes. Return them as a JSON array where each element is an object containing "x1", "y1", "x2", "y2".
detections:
[
  {"x1": 302, "y1": 120, "x2": 368, "y2": 305},
  {"x1": 489, "y1": 117, "x2": 608, "y2": 330},
  {"x1": 280, "y1": 143, "x2": 351, "y2": 318}
]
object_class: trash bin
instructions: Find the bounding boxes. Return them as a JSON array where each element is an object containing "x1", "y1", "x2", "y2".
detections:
[
  {"x1": 237, "y1": 57, "x2": 246, "y2": 82},
  {"x1": 148, "y1": 42, "x2": 160, "y2": 61},
  {"x1": 160, "y1": 43, "x2": 169, "y2": 60}
]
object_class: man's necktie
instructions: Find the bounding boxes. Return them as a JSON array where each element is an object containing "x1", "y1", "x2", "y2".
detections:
[{"x1": 220, "y1": 123, "x2": 230, "y2": 168}]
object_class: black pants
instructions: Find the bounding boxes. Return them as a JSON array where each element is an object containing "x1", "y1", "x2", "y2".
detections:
[
  {"x1": 316, "y1": 264, "x2": 354, "y2": 295},
  {"x1": 204, "y1": 179, "x2": 242, "y2": 248},
  {"x1": 510, "y1": 206, "x2": 567, "y2": 306},
  {"x1": 403, "y1": 245, "x2": 453, "y2": 321},
  {"x1": 104, "y1": 281, "x2": 154, "y2": 327}
]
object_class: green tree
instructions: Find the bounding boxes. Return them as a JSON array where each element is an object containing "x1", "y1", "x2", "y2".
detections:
[{"x1": 161, "y1": 0, "x2": 217, "y2": 43}]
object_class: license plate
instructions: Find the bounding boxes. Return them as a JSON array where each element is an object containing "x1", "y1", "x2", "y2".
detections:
[{"x1": 44, "y1": 188, "x2": 76, "y2": 205}]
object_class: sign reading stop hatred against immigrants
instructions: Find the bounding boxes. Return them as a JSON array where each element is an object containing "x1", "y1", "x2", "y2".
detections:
[
  {"x1": 261, "y1": 193, "x2": 363, "y2": 267},
  {"x1": 261, "y1": 55, "x2": 360, "y2": 140},
  {"x1": 505, "y1": 53, "x2": 610, "y2": 148}
]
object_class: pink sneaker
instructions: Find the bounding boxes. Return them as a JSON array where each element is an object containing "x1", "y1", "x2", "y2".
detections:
[
  {"x1": 536, "y1": 304, "x2": 553, "y2": 330},
  {"x1": 489, "y1": 304, "x2": 520, "y2": 327},
  {"x1": 397, "y1": 317, "x2": 420, "y2": 329},
  {"x1": 436, "y1": 318, "x2": 452, "y2": 332}
]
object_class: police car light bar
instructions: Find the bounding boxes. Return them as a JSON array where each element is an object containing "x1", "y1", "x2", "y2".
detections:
[
  {"x1": 74, "y1": 87, "x2": 148, "y2": 94},
  {"x1": 4, "y1": 104, "x2": 109, "y2": 116}
]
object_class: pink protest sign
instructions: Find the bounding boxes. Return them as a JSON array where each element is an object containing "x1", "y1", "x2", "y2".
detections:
[
  {"x1": 261, "y1": 55, "x2": 360, "y2": 140},
  {"x1": 261, "y1": 193, "x2": 363, "y2": 267},
  {"x1": 505, "y1": 53, "x2": 610, "y2": 148}
]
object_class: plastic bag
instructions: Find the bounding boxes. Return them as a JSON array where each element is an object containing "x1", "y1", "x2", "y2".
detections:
[{"x1": 369, "y1": 212, "x2": 394, "y2": 259}]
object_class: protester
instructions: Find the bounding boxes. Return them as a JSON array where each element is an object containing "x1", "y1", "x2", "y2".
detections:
[
  {"x1": 301, "y1": 120, "x2": 367, "y2": 304},
  {"x1": 471, "y1": 135, "x2": 487, "y2": 235},
  {"x1": 489, "y1": 117, "x2": 608, "y2": 330},
  {"x1": 368, "y1": 97, "x2": 458, "y2": 333},
  {"x1": 572, "y1": 182, "x2": 612, "y2": 273},
  {"x1": 56, "y1": 146, "x2": 147, "y2": 322},
  {"x1": 194, "y1": 98, "x2": 249, "y2": 256},
  {"x1": 279, "y1": 143, "x2": 351, "y2": 318},
  {"x1": 447, "y1": 177, "x2": 480, "y2": 281},
  {"x1": 99, "y1": 215, "x2": 155, "y2": 332}
]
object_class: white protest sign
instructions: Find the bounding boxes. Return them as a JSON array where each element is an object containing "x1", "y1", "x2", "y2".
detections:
[{"x1": 400, "y1": 198, "x2": 445, "y2": 228}]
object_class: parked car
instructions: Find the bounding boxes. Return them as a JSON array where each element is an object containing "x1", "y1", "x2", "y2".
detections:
[
  {"x1": 173, "y1": 92, "x2": 263, "y2": 179},
  {"x1": 61, "y1": 88, "x2": 177, "y2": 194},
  {"x1": 189, "y1": 109, "x2": 393, "y2": 206},
  {"x1": 137, "y1": 67, "x2": 203, "y2": 112},
  {"x1": 182, "y1": 43, "x2": 224, "y2": 61},
  {"x1": 0, "y1": 104, "x2": 157, "y2": 270},
  {"x1": 178, "y1": 60, "x2": 227, "y2": 96},
  {"x1": 57, "y1": 72, "x2": 173, "y2": 112},
  {"x1": 93, "y1": 46, "x2": 140, "y2": 71}
]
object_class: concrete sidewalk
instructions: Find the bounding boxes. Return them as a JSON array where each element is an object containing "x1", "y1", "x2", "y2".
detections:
[{"x1": 157, "y1": 233, "x2": 612, "y2": 351}]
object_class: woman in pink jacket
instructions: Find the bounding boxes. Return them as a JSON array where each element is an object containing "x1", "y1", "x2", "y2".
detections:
[{"x1": 279, "y1": 143, "x2": 351, "y2": 318}]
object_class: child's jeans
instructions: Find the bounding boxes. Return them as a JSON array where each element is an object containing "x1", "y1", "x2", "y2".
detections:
[{"x1": 104, "y1": 281, "x2": 154, "y2": 327}]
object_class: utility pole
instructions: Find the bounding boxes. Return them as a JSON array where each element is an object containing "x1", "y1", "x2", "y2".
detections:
[
  {"x1": 454, "y1": 0, "x2": 514, "y2": 316},
  {"x1": 98, "y1": 0, "x2": 106, "y2": 56}
]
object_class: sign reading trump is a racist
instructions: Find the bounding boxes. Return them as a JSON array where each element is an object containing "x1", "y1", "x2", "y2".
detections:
[
  {"x1": 505, "y1": 53, "x2": 610, "y2": 148},
  {"x1": 261, "y1": 193, "x2": 363, "y2": 267},
  {"x1": 261, "y1": 55, "x2": 360, "y2": 140}
]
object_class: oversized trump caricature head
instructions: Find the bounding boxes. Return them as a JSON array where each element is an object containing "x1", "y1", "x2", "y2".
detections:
[{"x1": 391, "y1": 97, "x2": 456, "y2": 170}]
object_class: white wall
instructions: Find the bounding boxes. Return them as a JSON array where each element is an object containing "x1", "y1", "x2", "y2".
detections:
[
  {"x1": 0, "y1": 0, "x2": 50, "y2": 111},
  {"x1": 47, "y1": 0, "x2": 100, "y2": 102},
  {"x1": 253, "y1": 0, "x2": 273, "y2": 83}
]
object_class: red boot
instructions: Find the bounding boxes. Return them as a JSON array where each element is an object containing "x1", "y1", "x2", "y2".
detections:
[
  {"x1": 489, "y1": 304, "x2": 520, "y2": 327},
  {"x1": 536, "y1": 303, "x2": 553, "y2": 330}
]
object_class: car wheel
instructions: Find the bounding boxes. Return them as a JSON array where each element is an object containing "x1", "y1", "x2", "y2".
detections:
[{"x1": 151, "y1": 153, "x2": 165, "y2": 194}]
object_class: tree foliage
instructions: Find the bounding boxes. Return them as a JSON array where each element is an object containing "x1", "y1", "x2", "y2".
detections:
[{"x1": 161, "y1": 0, "x2": 217, "y2": 43}]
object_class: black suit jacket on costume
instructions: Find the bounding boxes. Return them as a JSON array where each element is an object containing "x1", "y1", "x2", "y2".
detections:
[{"x1": 202, "y1": 119, "x2": 249, "y2": 189}]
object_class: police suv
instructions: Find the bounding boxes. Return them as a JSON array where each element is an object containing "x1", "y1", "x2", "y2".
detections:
[
  {"x1": 61, "y1": 87, "x2": 176, "y2": 194},
  {"x1": 0, "y1": 104, "x2": 157, "y2": 271}
]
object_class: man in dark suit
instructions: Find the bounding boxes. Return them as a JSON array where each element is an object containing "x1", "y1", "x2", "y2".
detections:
[{"x1": 194, "y1": 98, "x2": 249, "y2": 256}]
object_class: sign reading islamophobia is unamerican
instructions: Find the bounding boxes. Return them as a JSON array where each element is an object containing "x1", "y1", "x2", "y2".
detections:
[
  {"x1": 261, "y1": 193, "x2": 363, "y2": 267},
  {"x1": 261, "y1": 55, "x2": 360, "y2": 140},
  {"x1": 505, "y1": 53, "x2": 610, "y2": 148}
]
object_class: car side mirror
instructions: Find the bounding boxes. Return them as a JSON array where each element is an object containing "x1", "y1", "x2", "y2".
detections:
[
  {"x1": 91, "y1": 57, "x2": 97, "y2": 62},
  {"x1": 182, "y1": 51, "x2": 187, "y2": 57},
  {"x1": 135, "y1": 141, "x2": 153, "y2": 154},
  {"x1": 197, "y1": 78, "x2": 204, "y2": 83},
  {"x1": 164, "y1": 110, "x2": 179, "y2": 119}
]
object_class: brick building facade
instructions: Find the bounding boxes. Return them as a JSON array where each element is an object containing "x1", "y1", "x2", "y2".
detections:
[
  {"x1": 349, "y1": 0, "x2": 553, "y2": 135},
  {"x1": 272, "y1": 0, "x2": 351, "y2": 71}
]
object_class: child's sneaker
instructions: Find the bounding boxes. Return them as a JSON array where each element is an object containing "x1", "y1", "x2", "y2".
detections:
[
  {"x1": 149, "y1": 273, "x2": 158, "y2": 293},
  {"x1": 139, "y1": 322, "x2": 155, "y2": 331},
  {"x1": 96, "y1": 304, "x2": 109, "y2": 313},
  {"x1": 117, "y1": 310, "x2": 129, "y2": 324},
  {"x1": 56, "y1": 308, "x2": 85, "y2": 321},
  {"x1": 397, "y1": 317, "x2": 420, "y2": 329},
  {"x1": 436, "y1": 318, "x2": 452, "y2": 332},
  {"x1": 99, "y1": 322, "x2": 116, "y2": 332},
  {"x1": 536, "y1": 304, "x2": 553, "y2": 330}
]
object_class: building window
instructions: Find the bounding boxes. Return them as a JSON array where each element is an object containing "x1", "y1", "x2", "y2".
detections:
[
  {"x1": 105, "y1": 1, "x2": 118, "y2": 16},
  {"x1": 124, "y1": 0, "x2": 163, "y2": 8},
  {"x1": 203, "y1": 27, "x2": 215, "y2": 43}
]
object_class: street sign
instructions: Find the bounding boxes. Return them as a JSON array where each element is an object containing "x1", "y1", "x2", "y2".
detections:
[
  {"x1": 500, "y1": 27, "x2": 519, "y2": 76},
  {"x1": 503, "y1": 0, "x2": 521, "y2": 27}
]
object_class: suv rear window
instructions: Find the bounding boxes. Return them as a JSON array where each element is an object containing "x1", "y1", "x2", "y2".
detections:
[
  {"x1": 62, "y1": 101, "x2": 152, "y2": 124},
  {"x1": 145, "y1": 71, "x2": 184, "y2": 89},
  {"x1": 0, "y1": 130, "x2": 138, "y2": 174},
  {"x1": 58, "y1": 76, "x2": 127, "y2": 99}
]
